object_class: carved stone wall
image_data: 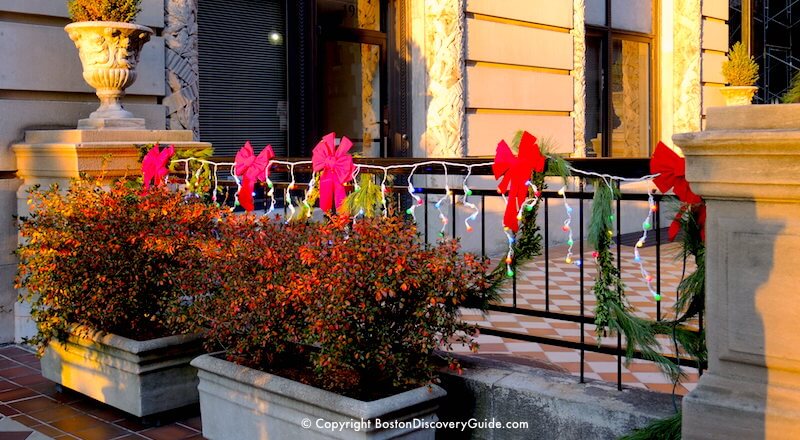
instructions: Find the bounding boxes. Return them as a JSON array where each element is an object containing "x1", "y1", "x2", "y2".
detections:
[
  {"x1": 359, "y1": 0, "x2": 380, "y2": 150},
  {"x1": 163, "y1": 0, "x2": 200, "y2": 139},
  {"x1": 673, "y1": 0, "x2": 702, "y2": 134},
  {"x1": 424, "y1": 0, "x2": 465, "y2": 157},
  {"x1": 572, "y1": 0, "x2": 586, "y2": 157}
]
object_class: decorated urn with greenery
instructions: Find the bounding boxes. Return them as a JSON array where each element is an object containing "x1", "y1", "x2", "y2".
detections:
[
  {"x1": 720, "y1": 41, "x2": 759, "y2": 106},
  {"x1": 64, "y1": 0, "x2": 153, "y2": 129}
]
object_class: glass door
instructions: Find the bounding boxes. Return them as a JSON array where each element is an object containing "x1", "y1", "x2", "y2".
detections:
[{"x1": 317, "y1": 0, "x2": 388, "y2": 157}]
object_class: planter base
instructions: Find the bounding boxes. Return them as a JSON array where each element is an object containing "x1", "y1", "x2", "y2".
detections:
[
  {"x1": 78, "y1": 117, "x2": 146, "y2": 130},
  {"x1": 41, "y1": 329, "x2": 203, "y2": 417},
  {"x1": 192, "y1": 354, "x2": 446, "y2": 440}
]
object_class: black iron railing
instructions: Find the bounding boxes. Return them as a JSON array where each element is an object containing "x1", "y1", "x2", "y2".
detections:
[{"x1": 208, "y1": 156, "x2": 705, "y2": 391}]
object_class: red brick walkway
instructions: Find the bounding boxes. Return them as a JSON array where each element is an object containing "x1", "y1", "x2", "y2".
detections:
[{"x1": 0, "y1": 346, "x2": 204, "y2": 440}]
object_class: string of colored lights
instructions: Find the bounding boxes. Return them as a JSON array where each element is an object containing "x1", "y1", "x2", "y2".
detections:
[
  {"x1": 461, "y1": 166, "x2": 479, "y2": 233},
  {"x1": 635, "y1": 191, "x2": 659, "y2": 300},
  {"x1": 170, "y1": 156, "x2": 664, "y2": 299}
]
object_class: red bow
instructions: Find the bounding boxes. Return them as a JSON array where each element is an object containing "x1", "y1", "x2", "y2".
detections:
[
  {"x1": 668, "y1": 204, "x2": 706, "y2": 242},
  {"x1": 312, "y1": 133, "x2": 355, "y2": 212},
  {"x1": 142, "y1": 144, "x2": 174, "y2": 189},
  {"x1": 651, "y1": 141, "x2": 705, "y2": 241},
  {"x1": 235, "y1": 141, "x2": 275, "y2": 212},
  {"x1": 650, "y1": 142, "x2": 701, "y2": 204},
  {"x1": 493, "y1": 131, "x2": 546, "y2": 232}
]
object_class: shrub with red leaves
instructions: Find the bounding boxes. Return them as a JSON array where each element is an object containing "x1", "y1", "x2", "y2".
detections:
[
  {"x1": 15, "y1": 180, "x2": 225, "y2": 354},
  {"x1": 195, "y1": 215, "x2": 491, "y2": 399}
]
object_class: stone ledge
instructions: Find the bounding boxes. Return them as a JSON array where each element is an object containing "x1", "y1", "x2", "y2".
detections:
[{"x1": 437, "y1": 353, "x2": 677, "y2": 440}]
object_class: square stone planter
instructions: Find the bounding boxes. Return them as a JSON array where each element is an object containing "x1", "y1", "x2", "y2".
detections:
[
  {"x1": 191, "y1": 353, "x2": 447, "y2": 439},
  {"x1": 40, "y1": 327, "x2": 204, "y2": 417}
]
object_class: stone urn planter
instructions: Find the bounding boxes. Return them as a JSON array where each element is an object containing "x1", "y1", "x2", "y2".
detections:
[
  {"x1": 64, "y1": 21, "x2": 153, "y2": 129},
  {"x1": 191, "y1": 354, "x2": 447, "y2": 440},
  {"x1": 41, "y1": 326, "x2": 204, "y2": 417},
  {"x1": 720, "y1": 85, "x2": 758, "y2": 106}
]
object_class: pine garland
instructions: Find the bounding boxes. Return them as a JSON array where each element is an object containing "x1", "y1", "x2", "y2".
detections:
[
  {"x1": 588, "y1": 182, "x2": 709, "y2": 381},
  {"x1": 483, "y1": 134, "x2": 571, "y2": 305},
  {"x1": 619, "y1": 411, "x2": 681, "y2": 440},
  {"x1": 340, "y1": 174, "x2": 389, "y2": 218}
]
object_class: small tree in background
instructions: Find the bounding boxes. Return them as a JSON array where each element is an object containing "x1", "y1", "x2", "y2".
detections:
[
  {"x1": 782, "y1": 71, "x2": 800, "y2": 103},
  {"x1": 67, "y1": 0, "x2": 141, "y2": 23},
  {"x1": 722, "y1": 41, "x2": 759, "y2": 86}
]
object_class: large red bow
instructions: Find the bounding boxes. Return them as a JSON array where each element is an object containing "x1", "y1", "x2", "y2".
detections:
[
  {"x1": 493, "y1": 131, "x2": 546, "y2": 232},
  {"x1": 142, "y1": 144, "x2": 174, "y2": 189},
  {"x1": 235, "y1": 141, "x2": 275, "y2": 212},
  {"x1": 650, "y1": 142, "x2": 701, "y2": 204},
  {"x1": 650, "y1": 141, "x2": 704, "y2": 241},
  {"x1": 312, "y1": 133, "x2": 355, "y2": 212}
]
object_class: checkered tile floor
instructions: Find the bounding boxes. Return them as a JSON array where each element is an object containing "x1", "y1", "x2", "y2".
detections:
[{"x1": 451, "y1": 241, "x2": 701, "y2": 395}]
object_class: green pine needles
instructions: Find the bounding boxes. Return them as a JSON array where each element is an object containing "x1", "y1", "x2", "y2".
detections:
[
  {"x1": 619, "y1": 411, "x2": 681, "y2": 440},
  {"x1": 340, "y1": 174, "x2": 388, "y2": 218},
  {"x1": 589, "y1": 183, "x2": 707, "y2": 382},
  {"x1": 722, "y1": 41, "x2": 759, "y2": 86},
  {"x1": 782, "y1": 70, "x2": 800, "y2": 103}
]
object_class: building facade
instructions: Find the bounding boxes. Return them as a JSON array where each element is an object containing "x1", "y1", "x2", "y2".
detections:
[{"x1": 0, "y1": 0, "x2": 793, "y2": 342}]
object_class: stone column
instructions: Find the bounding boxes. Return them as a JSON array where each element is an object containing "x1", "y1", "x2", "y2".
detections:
[{"x1": 674, "y1": 104, "x2": 800, "y2": 440}]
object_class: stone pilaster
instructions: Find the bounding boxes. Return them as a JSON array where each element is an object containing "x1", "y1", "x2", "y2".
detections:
[
  {"x1": 673, "y1": 0, "x2": 702, "y2": 134},
  {"x1": 674, "y1": 104, "x2": 800, "y2": 439},
  {"x1": 572, "y1": 0, "x2": 586, "y2": 157},
  {"x1": 424, "y1": 0, "x2": 465, "y2": 158},
  {"x1": 163, "y1": 0, "x2": 200, "y2": 139}
]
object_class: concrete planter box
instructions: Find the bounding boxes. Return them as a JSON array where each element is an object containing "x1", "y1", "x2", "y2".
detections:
[
  {"x1": 191, "y1": 353, "x2": 447, "y2": 440},
  {"x1": 41, "y1": 327, "x2": 204, "y2": 417}
]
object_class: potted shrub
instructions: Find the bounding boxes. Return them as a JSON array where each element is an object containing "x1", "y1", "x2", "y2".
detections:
[
  {"x1": 720, "y1": 41, "x2": 760, "y2": 106},
  {"x1": 15, "y1": 179, "x2": 223, "y2": 417},
  {"x1": 190, "y1": 216, "x2": 492, "y2": 439},
  {"x1": 64, "y1": 0, "x2": 153, "y2": 129}
]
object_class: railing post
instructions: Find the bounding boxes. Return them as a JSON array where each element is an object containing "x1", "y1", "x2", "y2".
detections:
[{"x1": 675, "y1": 105, "x2": 800, "y2": 440}]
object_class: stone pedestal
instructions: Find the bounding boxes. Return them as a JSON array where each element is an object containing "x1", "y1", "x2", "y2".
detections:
[
  {"x1": 674, "y1": 104, "x2": 800, "y2": 440},
  {"x1": 11, "y1": 129, "x2": 211, "y2": 342}
]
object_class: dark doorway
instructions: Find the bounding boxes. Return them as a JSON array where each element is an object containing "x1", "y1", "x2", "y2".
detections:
[{"x1": 287, "y1": 0, "x2": 410, "y2": 157}]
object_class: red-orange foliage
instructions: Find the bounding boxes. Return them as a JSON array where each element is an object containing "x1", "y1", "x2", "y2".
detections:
[
  {"x1": 16, "y1": 180, "x2": 225, "y2": 353},
  {"x1": 192, "y1": 215, "x2": 491, "y2": 399}
]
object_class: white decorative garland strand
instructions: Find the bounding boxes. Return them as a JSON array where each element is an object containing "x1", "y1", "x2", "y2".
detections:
[
  {"x1": 168, "y1": 157, "x2": 663, "y2": 271},
  {"x1": 558, "y1": 186, "x2": 576, "y2": 266},
  {"x1": 635, "y1": 190, "x2": 660, "y2": 300},
  {"x1": 405, "y1": 166, "x2": 423, "y2": 221},
  {"x1": 462, "y1": 167, "x2": 479, "y2": 233},
  {"x1": 434, "y1": 166, "x2": 452, "y2": 238}
]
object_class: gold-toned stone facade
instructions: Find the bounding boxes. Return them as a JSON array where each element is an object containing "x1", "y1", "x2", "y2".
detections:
[
  {"x1": 572, "y1": 0, "x2": 586, "y2": 157},
  {"x1": 425, "y1": 0, "x2": 465, "y2": 157},
  {"x1": 673, "y1": 0, "x2": 702, "y2": 134}
]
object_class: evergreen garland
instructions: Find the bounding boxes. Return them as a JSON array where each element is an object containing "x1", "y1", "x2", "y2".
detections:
[
  {"x1": 589, "y1": 183, "x2": 708, "y2": 381},
  {"x1": 484, "y1": 134, "x2": 571, "y2": 304},
  {"x1": 619, "y1": 411, "x2": 681, "y2": 440}
]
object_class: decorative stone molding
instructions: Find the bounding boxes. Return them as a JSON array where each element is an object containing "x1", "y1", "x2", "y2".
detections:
[
  {"x1": 572, "y1": 0, "x2": 586, "y2": 157},
  {"x1": 359, "y1": 0, "x2": 380, "y2": 151},
  {"x1": 163, "y1": 0, "x2": 200, "y2": 139},
  {"x1": 424, "y1": 0, "x2": 465, "y2": 158},
  {"x1": 673, "y1": 0, "x2": 702, "y2": 134}
]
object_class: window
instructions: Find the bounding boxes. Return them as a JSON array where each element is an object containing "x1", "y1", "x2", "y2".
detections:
[
  {"x1": 585, "y1": 0, "x2": 654, "y2": 157},
  {"x1": 197, "y1": 0, "x2": 288, "y2": 157}
]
